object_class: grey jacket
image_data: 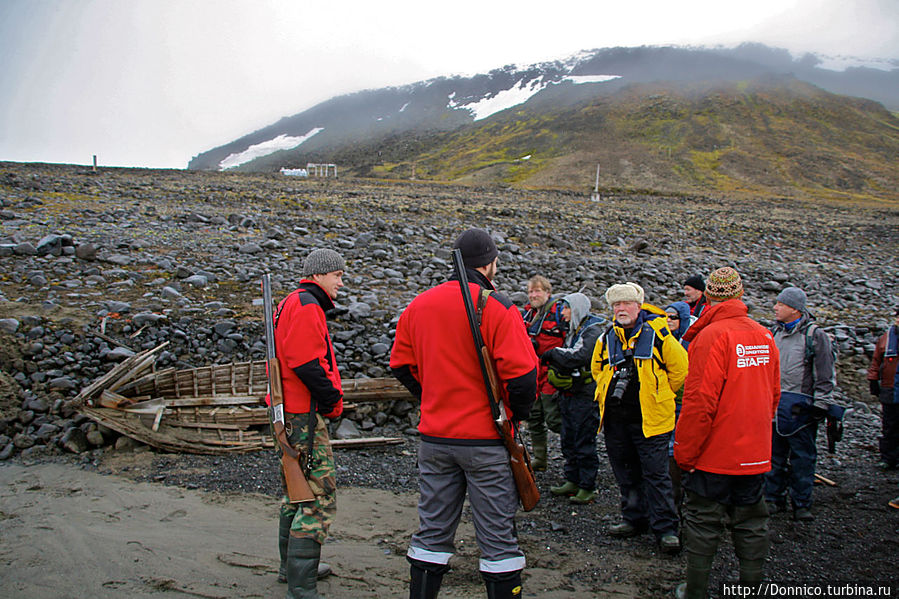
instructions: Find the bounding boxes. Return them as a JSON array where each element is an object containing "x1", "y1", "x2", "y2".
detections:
[{"x1": 772, "y1": 314, "x2": 835, "y2": 408}]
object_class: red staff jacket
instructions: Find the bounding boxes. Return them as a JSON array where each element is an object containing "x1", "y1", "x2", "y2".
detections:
[{"x1": 674, "y1": 299, "x2": 780, "y2": 475}]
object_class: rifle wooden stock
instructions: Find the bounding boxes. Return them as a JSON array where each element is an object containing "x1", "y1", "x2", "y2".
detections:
[
  {"x1": 451, "y1": 246, "x2": 541, "y2": 511},
  {"x1": 267, "y1": 338, "x2": 315, "y2": 503}
]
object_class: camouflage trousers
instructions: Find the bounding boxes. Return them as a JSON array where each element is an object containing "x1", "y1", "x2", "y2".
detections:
[{"x1": 278, "y1": 411, "x2": 337, "y2": 545}]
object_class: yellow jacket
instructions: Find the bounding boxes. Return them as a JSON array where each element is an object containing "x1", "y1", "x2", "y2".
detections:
[{"x1": 591, "y1": 304, "x2": 689, "y2": 437}]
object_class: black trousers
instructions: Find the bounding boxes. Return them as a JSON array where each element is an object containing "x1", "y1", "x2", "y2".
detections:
[
  {"x1": 558, "y1": 393, "x2": 600, "y2": 490},
  {"x1": 604, "y1": 417, "x2": 678, "y2": 537},
  {"x1": 880, "y1": 393, "x2": 899, "y2": 467}
]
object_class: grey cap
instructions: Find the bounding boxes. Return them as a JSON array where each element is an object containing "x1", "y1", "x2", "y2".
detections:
[
  {"x1": 776, "y1": 287, "x2": 807, "y2": 313},
  {"x1": 302, "y1": 248, "x2": 345, "y2": 277}
]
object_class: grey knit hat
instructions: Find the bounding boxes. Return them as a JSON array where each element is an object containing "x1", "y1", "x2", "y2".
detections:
[
  {"x1": 776, "y1": 287, "x2": 807, "y2": 313},
  {"x1": 302, "y1": 248, "x2": 345, "y2": 277}
]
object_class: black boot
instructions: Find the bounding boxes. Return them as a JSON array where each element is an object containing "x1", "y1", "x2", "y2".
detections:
[
  {"x1": 483, "y1": 570, "x2": 523, "y2": 599},
  {"x1": 278, "y1": 511, "x2": 293, "y2": 583},
  {"x1": 286, "y1": 536, "x2": 323, "y2": 599},
  {"x1": 408, "y1": 558, "x2": 448, "y2": 599}
]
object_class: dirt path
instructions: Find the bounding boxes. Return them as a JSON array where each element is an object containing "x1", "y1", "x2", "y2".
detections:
[{"x1": 0, "y1": 461, "x2": 608, "y2": 598}]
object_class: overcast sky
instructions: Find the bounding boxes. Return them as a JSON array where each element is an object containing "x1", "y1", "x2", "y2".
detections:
[{"x1": 1, "y1": 0, "x2": 897, "y2": 169}]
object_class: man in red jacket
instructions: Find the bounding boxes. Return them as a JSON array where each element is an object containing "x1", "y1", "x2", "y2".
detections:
[
  {"x1": 273, "y1": 248, "x2": 345, "y2": 599},
  {"x1": 390, "y1": 228, "x2": 538, "y2": 599},
  {"x1": 673, "y1": 267, "x2": 781, "y2": 599}
]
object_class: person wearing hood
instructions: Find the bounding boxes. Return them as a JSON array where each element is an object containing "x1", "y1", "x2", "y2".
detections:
[
  {"x1": 664, "y1": 300, "x2": 695, "y2": 509},
  {"x1": 764, "y1": 286, "x2": 836, "y2": 522},
  {"x1": 542, "y1": 293, "x2": 606, "y2": 504},
  {"x1": 591, "y1": 282, "x2": 689, "y2": 555},
  {"x1": 665, "y1": 301, "x2": 695, "y2": 348}
]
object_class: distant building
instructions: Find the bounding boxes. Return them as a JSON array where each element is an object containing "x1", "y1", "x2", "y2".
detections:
[
  {"x1": 307, "y1": 163, "x2": 337, "y2": 178},
  {"x1": 280, "y1": 167, "x2": 308, "y2": 177}
]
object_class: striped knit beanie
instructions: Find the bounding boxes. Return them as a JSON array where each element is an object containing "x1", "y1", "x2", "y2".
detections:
[{"x1": 704, "y1": 267, "x2": 744, "y2": 301}]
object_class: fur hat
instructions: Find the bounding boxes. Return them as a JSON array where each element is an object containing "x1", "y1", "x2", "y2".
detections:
[
  {"x1": 776, "y1": 287, "x2": 807, "y2": 313},
  {"x1": 453, "y1": 228, "x2": 498, "y2": 268},
  {"x1": 302, "y1": 248, "x2": 345, "y2": 277},
  {"x1": 683, "y1": 274, "x2": 705, "y2": 292},
  {"x1": 704, "y1": 267, "x2": 744, "y2": 301},
  {"x1": 605, "y1": 282, "x2": 644, "y2": 306}
]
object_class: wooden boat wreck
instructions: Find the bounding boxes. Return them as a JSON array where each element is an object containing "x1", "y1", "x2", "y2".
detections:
[{"x1": 74, "y1": 343, "x2": 415, "y2": 455}]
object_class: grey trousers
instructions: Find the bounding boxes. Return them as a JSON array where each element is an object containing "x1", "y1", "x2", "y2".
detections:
[{"x1": 407, "y1": 441, "x2": 526, "y2": 574}]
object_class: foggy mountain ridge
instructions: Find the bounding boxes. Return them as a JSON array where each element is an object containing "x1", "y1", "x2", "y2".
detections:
[{"x1": 186, "y1": 43, "x2": 899, "y2": 198}]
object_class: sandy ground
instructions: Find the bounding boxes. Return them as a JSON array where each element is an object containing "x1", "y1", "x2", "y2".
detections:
[{"x1": 0, "y1": 460, "x2": 610, "y2": 599}]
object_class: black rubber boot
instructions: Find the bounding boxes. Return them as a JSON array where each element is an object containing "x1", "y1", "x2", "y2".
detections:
[
  {"x1": 483, "y1": 569, "x2": 523, "y2": 599},
  {"x1": 683, "y1": 553, "x2": 714, "y2": 599},
  {"x1": 286, "y1": 536, "x2": 323, "y2": 599},
  {"x1": 739, "y1": 558, "x2": 765, "y2": 588},
  {"x1": 278, "y1": 511, "x2": 293, "y2": 583},
  {"x1": 408, "y1": 558, "x2": 448, "y2": 599}
]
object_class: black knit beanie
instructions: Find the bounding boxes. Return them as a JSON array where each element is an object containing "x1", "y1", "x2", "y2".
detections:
[
  {"x1": 684, "y1": 274, "x2": 705, "y2": 292},
  {"x1": 453, "y1": 229, "x2": 498, "y2": 268}
]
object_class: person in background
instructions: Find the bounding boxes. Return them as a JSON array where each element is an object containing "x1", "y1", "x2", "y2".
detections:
[
  {"x1": 543, "y1": 292, "x2": 605, "y2": 504},
  {"x1": 665, "y1": 300, "x2": 694, "y2": 508},
  {"x1": 867, "y1": 307, "x2": 899, "y2": 471},
  {"x1": 522, "y1": 275, "x2": 567, "y2": 471},
  {"x1": 765, "y1": 287, "x2": 836, "y2": 522},
  {"x1": 591, "y1": 282, "x2": 688, "y2": 555},
  {"x1": 683, "y1": 275, "x2": 708, "y2": 319}
]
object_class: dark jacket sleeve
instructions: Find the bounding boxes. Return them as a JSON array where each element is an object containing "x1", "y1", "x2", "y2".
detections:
[
  {"x1": 293, "y1": 359, "x2": 342, "y2": 413},
  {"x1": 391, "y1": 365, "x2": 422, "y2": 401},
  {"x1": 545, "y1": 324, "x2": 602, "y2": 371},
  {"x1": 506, "y1": 367, "x2": 537, "y2": 422}
]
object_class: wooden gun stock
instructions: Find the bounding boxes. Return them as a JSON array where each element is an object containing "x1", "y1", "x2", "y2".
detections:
[
  {"x1": 499, "y1": 418, "x2": 540, "y2": 511},
  {"x1": 268, "y1": 358, "x2": 315, "y2": 503}
]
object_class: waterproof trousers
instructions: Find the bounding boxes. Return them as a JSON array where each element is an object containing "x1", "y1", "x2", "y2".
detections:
[
  {"x1": 765, "y1": 422, "x2": 817, "y2": 509},
  {"x1": 879, "y1": 396, "x2": 899, "y2": 468},
  {"x1": 682, "y1": 471, "x2": 770, "y2": 598},
  {"x1": 558, "y1": 392, "x2": 599, "y2": 491},
  {"x1": 604, "y1": 417, "x2": 678, "y2": 538}
]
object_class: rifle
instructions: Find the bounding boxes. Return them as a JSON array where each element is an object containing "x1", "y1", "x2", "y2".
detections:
[
  {"x1": 262, "y1": 274, "x2": 315, "y2": 503},
  {"x1": 452, "y1": 250, "x2": 540, "y2": 511}
]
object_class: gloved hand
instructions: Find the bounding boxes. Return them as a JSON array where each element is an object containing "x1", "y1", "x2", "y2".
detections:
[
  {"x1": 870, "y1": 380, "x2": 881, "y2": 397},
  {"x1": 539, "y1": 350, "x2": 554, "y2": 364},
  {"x1": 810, "y1": 403, "x2": 828, "y2": 422}
]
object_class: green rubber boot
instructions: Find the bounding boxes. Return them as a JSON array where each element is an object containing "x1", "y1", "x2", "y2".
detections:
[
  {"x1": 682, "y1": 552, "x2": 714, "y2": 599},
  {"x1": 569, "y1": 488, "x2": 596, "y2": 504},
  {"x1": 286, "y1": 536, "x2": 323, "y2": 599},
  {"x1": 550, "y1": 480, "x2": 579, "y2": 496},
  {"x1": 278, "y1": 511, "x2": 293, "y2": 583},
  {"x1": 531, "y1": 440, "x2": 548, "y2": 472},
  {"x1": 739, "y1": 558, "x2": 765, "y2": 588}
]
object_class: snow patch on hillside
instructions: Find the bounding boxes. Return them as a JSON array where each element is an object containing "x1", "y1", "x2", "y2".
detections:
[
  {"x1": 219, "y1": 129, "x2": 324, "y2": 170},
  {"x1": 448, "y1": 74, "x2": 620, "y2": 121}
]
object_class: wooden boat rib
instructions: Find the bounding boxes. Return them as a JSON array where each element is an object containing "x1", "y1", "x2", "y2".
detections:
[{"x1": 77, "y1": 345, "x2": 414, "y2": 455}]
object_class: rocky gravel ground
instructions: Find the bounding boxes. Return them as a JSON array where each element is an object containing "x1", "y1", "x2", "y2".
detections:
[{"x1": 2, "y1": 162, "x2": 899, "y2": 595}]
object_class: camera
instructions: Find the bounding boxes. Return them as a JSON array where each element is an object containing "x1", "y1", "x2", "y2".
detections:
[{"x1": 608, "y1": 366, "x2": 633, "y2": 403}]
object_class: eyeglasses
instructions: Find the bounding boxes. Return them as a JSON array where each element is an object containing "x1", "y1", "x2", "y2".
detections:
[{"x1": 666, "y1": 314, "x2": 680, "y2": 320}]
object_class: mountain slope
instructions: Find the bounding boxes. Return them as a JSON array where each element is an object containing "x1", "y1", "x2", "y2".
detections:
[{"x1": 187, "y1": 44, "x2": 899, "y2": 201}]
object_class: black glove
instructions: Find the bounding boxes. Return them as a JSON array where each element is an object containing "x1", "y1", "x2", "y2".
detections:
[
  {"x1": 870, "y1": 380, "x2": 881, "y2": 397},
  {"x1": 539, "y1": 351, "x2": 553, "y2": 364},
  {"x1": 810, "y1": 404, "x2": 828, "y2": 422}
]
